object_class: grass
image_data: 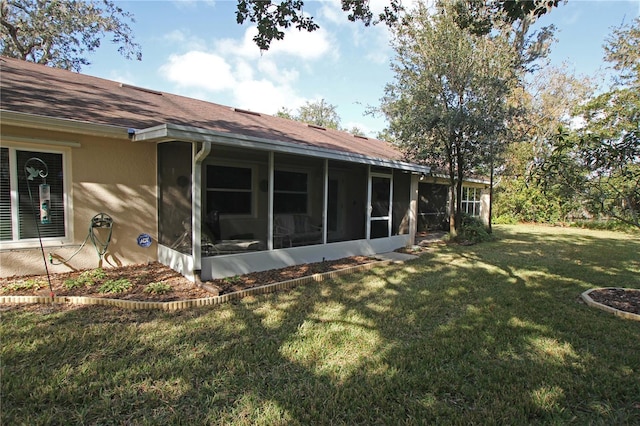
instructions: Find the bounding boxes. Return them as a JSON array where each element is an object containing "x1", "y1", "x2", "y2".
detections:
[{"x1": 2, "y1": 225, "x2": 639, "y2": 424}]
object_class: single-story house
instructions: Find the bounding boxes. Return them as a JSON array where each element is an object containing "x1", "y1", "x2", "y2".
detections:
[{"x1": 0, "y1": 56, "x2": 489, "y2": 281}]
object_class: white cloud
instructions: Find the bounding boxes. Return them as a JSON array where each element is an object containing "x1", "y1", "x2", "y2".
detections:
[
  {"x1": 257, "y1": 59, "x2": 300, "y2": 85},
  {"x1": 269, "y1": 26, "x2": 335, "y2": 60},
  {"x1": 162, "y1": 29, "x2": 208, "y2": 51},
  {"x1": 160, "y1": 51, "x2": 236, "y2": 91},
  {"x1": 233, "y1": 79, "x2": 306, "y2": 114},
  {"x1": 171, "y1": 0, "x2": 216, "y2": 10},
  {"x1": 158, "y1": 48, "x2": 308, "y2": 114},
  {"x1": 158, "y1": 17, "x2": 338, "y2": 116},
  {"x1": 217, "y1": 26, "x2": 335, "y2": 61},
  {"x1": 318, "y1": 0, "x2": 346, "y2": 25},
  {"x1": 108, "y1": 71, "x2": 136, "y2": 86}
]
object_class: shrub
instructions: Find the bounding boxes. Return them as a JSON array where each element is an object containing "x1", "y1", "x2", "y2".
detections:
[
  {"x1": 98, "y1": 278, "x2": 132, "y2": 294},
  {"x1": 64, "y1": 268, "x2": 106, "y2": 289},
  {"x1": 2, "y1": 279, "x2": 44, "y2": 293},
  {"x1": 493, "y1": 213, "x2": 519, "y2": 225},
  {"x1": 144, "y1": 282, "x2": 172, "y2": 295},
  {"x1": 455, "y1": 214, "x2": 493, "y2": 244},
  {"x1": 571, "y1": 220, "x2": 639, "y2": 233}
]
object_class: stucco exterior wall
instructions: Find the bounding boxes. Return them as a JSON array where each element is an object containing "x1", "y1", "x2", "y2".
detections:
[{"x1": 0, "y1": 125, "x2": 157, "y2": 277}]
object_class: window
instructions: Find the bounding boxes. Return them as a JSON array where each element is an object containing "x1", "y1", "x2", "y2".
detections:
[
  {"x1": 206, "y1": 165, "x2": 252, "y2": 215},
  {"x1": 274, "y1": 170, "x2": 307, "y2": 214},
  {"x1": 0, "y1": 147, "x2": 67, "y2": 242},
  {"x1": 462, "y1": 187, "x2": 481, "y2": 217}
]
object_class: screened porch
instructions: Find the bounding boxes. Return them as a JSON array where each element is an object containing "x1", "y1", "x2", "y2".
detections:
[{"x1": 155, "y1": 136, "x2": 427, "y2": 281}]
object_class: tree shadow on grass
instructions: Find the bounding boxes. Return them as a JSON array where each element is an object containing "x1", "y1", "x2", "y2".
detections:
[{"x1": 2, "y1": 226, "x2": 640, "y2": 424}]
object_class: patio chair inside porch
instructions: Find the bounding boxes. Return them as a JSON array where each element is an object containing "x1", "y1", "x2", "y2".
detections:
[{"x1": 273, "y1": 214, "x2": 323, "y2": 248}]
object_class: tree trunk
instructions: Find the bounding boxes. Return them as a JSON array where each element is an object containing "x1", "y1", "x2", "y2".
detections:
[{"x1": 449, "y1": 183, "x2": 457, "y2": 237}]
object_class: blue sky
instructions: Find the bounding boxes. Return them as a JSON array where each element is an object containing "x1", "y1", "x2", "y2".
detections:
[{"x1": 85, "y1": 0, "x2": 640, "y2": 137}]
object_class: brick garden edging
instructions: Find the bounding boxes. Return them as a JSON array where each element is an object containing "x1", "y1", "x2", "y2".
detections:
[
  {"x1": 581, "y1": 288, "x2": 640, "y2": 322},
  {"x1": 0, "y1": 260, "x2": 392, "y2": 310}
]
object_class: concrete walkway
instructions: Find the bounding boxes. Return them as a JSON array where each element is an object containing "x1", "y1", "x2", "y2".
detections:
[{"x1": 375, "y1": 251, "x2": 418, "y2": 263}]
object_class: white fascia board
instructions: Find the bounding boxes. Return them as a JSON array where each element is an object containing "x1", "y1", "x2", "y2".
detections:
[
  {"x1": 426, "y1": 172, "x2": 490, "y2": 186},
  {"x1": 133, "y1": 123, "x2": 432, "y2": 174},
  {"x1": 1, "y1": 110, "x2": 130, "y2": 140}
]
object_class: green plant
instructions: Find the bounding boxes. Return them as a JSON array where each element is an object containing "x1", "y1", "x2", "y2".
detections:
[
  {"x1": 570, "y1": 220, "x2": 640, "y2": 233},
  {"x1": 2, "y1": 279, "x2": 44, "y2": 293},
  {"x1": 493, "y1": 213, "x2": 519, "y2": 225},
  {"x1": 64, "y1": 268, "x2": 107, "y2": 289},
  {"x1": 456, "y1": 214, "x2": 493, "y2": 244},
  {"x1": 98, "y1": 278, "x2": 132, "y2": 294},
  {"x1": 223, "y1": 275, "x2": 242, "y2": 285},
  {"x1": 143, "y1": 282, "x2": 172, "y2": 295}
]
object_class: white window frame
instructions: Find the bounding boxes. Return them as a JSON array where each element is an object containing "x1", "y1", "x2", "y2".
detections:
[
  {"x1": 462, "y1": 186, "x2": 481, "y2": 217},
  {"x1": 273, "y1": 168, "x2": 310, "y2": 215},
  {"x1": 0, "y1": 143, "x2": 72, "y2": 249},
  {"x1": 205, "y1": 162, "x2": 257, "y2": 219}
]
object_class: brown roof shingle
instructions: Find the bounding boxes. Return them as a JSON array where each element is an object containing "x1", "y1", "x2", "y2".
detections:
[{"x1": 0, "y1": 56, "x2": 402, "y2": 161}]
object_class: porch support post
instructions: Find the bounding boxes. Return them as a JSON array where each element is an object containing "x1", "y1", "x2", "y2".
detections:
[
  {"x1": 366, "y1": 166, "x2": 372, "y2": 239},
  {"x1": 267, "y1": 151, "x2": 274, "y2": 250},
  {"x1": 388, "y1": 171, "x2": 394, "y2": 238},
  {"x1": 409, "y1": 173, "x2": 419, "y2": 247},
  {"x1": 322, "y1": 159, "x2": 328, "y2": 244},
  {"x1": 193, "y1": 141, "x2": 211, "y2": 273}
]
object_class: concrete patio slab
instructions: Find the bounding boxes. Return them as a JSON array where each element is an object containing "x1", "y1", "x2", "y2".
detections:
[{"x1": 375, "y1": 251, "x2": 419, "y2": 263}]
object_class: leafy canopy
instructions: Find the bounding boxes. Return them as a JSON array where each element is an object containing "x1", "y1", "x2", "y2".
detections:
[
  {"x1": 276, "y1": 99, "x2": 367, "y2": 136},
  {"x1": 1, "y1": 0, "x2": 141, "y2": 71},
  {"x1": 544, "y1": 18, "x2": 640, "y2": 227},
  {"x1": 381, "y1": 1, "x2": 519, "y2": 234},
  {"x1": 235, "y1": 0, "x2": 560, "y2": 50}
]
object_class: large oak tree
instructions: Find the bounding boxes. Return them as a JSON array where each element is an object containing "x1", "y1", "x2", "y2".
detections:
[
  {"x1": 1, "y1": 0, "x2": 141, "y2": 71},
  {"x1": 380, "y1": 1, "x2": 519, "y2": 235}
]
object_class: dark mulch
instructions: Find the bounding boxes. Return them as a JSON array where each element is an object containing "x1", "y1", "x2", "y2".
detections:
[
  {"x1": 210, "y1": 256, "x2": 374, "y2": 294},
  {"x1": 3, "y1": 258, "x2": 639, "y2": 317},
  {"x1": 0, "y1": 257, "x2": 376, "y2": 302},
  {"x1": 588, "y1": 288, "x2": 640, "y2": 315}
]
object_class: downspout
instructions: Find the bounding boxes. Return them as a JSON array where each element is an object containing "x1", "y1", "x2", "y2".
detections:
[{"x1": 193, "y1": 141, "x2": 211, "y2": 281}]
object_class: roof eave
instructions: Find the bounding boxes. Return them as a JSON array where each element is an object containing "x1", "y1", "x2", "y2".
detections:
[
  {"x1": 133, "y1": 123, "x2": 432, "y2": 174},
  {"x1": 1, "y1": 110, "x2": 131, "y2": 140}
]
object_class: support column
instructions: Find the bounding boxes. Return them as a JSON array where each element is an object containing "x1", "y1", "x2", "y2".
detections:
[
  {"x1": 193, "y1": 141, "x2": 211, "y2": 273},
  {"x1": 409, "y1": 173, "x2": 419, "y2": 247}
]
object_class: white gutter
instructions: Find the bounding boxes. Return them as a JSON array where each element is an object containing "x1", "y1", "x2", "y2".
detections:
[{"x1": 132, "y1": 123, "x2": 432, "y2": 175}]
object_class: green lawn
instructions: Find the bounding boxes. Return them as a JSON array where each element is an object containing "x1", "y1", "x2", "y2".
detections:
[{"x1": 2, "y1": 225, "x2": 639, "y2": 425}]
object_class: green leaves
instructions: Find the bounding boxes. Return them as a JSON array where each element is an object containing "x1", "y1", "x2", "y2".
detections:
[
  {"x1": 235, "y1": 0, "x2": 319, "y2": 51},
  {"x1": 233, "y1": 0, "x2": 561, "y2": 51},
  {"x1": 382, "y1": 1, "x2": 520, "y2": 231},
  {"x1": 1, "y1": 0, "x2": 141, "y2": 71}
]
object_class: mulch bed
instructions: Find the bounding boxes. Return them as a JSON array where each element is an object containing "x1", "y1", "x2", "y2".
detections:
[
  {"x1": 587, "y1": 288, "x2": 640, "y2": 315},
  {"x1": 2, "y1": 257, "x2": 639, "y2": 317},
  {"x1": 0, "y1": 256, "x2": 376, "y2": 302}
]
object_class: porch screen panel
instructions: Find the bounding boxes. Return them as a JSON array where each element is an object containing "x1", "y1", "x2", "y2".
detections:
[
  {"x1": 158, "y1": 142, "x2": 192, "y2": 254},
  {"x1": 327, "y1": 161, "x2": 367, "y2": 243},
  {"x1": 392, "y1": 171, "x2": 411, "y2": 235},
  {"x1": 418, "y1": 183, "x2": 449, "y2": 231},
  {"x1": 273, "y1": 154, "x2": 324, "y2": 248}
]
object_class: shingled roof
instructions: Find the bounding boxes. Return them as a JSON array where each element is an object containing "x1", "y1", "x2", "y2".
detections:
[{"x1": 1, "y1": 56, "x2": 409, "y2": 163}]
